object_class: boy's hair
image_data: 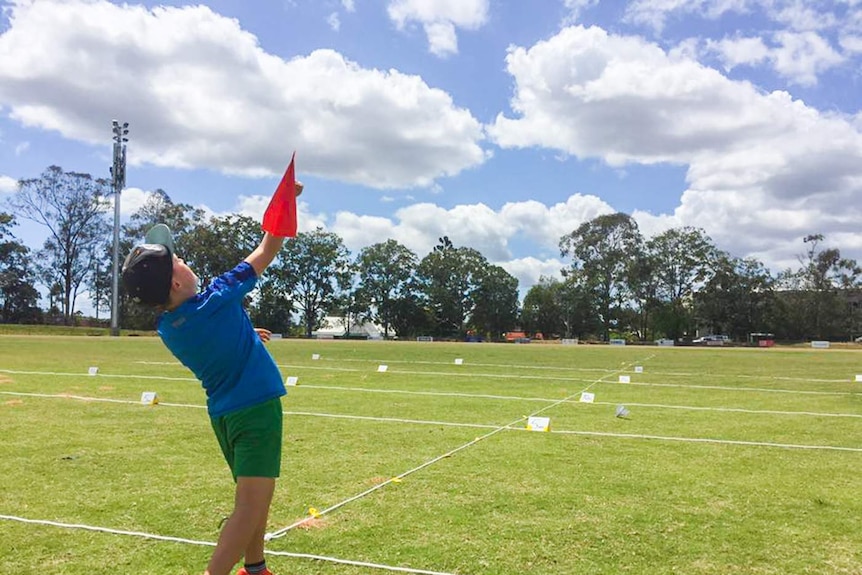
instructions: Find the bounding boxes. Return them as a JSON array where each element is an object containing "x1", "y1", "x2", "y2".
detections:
[{"x1": 122, "y1": 243, "x2": 173, "y2": 305}]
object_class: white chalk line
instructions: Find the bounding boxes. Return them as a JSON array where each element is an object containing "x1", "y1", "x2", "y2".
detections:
[
  {"x1": 5, "y1": 390, "x2": 861, "y2": 455},
  {"x1": 265, "y1": 356, "x2": 653, "y2": 540},
  {"x1": 4, "y1": 371, "x2": 862, "y2": 419},
  {"x1": 0, "y1": 514, "x2": 456, "y2": 575},
  {"x1": 7, "y1": 364, "x2": 853, "y2": 400},
  {"x1": 131, "y1": 363, "x2": 860, "y2": 397},
  {"x1": 277, "y1": 357, "x2": 854, "y2": 384},
  {"x1": 135, "y1": 359, "x2": 854, "y2": 386}
]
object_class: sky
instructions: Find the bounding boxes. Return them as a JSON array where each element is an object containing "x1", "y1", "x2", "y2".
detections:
[{"x1": 0, "y1": 0, "x2": 861, "y2": 314}]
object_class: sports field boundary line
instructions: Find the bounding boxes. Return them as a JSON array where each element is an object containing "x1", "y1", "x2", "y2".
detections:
[
  {"x1": 265, "y1": 356, "x2": 655, "y2": 540},
  {"x1": 0, "y1": 514, "x2": 457, "y2": 575},
  {"x1": 4, "y1": 389, "x2": 861, "y2": 451},
  {"x1": 6, "y1": 390, "x2": 862, "y2": 457},
  {"x1": 292, "y1": 357, "x2": 853, "y2": 384},
  {"x1": 3, "y1": 367, "x2": 856, "y2": 398},
  {"x1": 5, "y1": 382, "x2": 862, "y2": 421},
  {"x1": 3, "y1": 368, "x2": 861, "y2": 414}
]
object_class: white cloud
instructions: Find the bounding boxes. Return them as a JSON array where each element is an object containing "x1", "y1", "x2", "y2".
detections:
[
  {"x1": 14, "y1": 141, "x2": 29, "y2": 156},
  {"x1": 327, "y1": 12, "x2": 341, "y2": 31},
  {"x1": 707, "y1": 36, "x2": 770, "y2": 70},
  {"x1": 0, "y1": 0, "x2": 488, "y2": 189},
  {"x1": 563, "y1": 0, "x2": 600, "y2": 23},
  {"x1": 624, "y1": 0, "x2": 755, "y2": 32},
  {"x1": 499, "y1": 257, "x2": 566, "y2": 294},
  {"x1": 769, "y1": 31, "x2": 844, "y2": 85},
  {"x1": 624, "y1": 1, "x2": 854, "y2": 85},
  {"x1": 320, "y1": 193, "x2": 615, "y2": 294},
  {"x1": 707, "y1": 31, "x2": 843, "y2": 85},
  {"x1": 0, "y1": 174, "x2": 17, "y2": 193},
  {"x1": 840, "y1": 34, "x2": 862, "y2": 53},
  {"x1": 114, "y1": 187, "x2": 152, "y2": 217},
  {"x1": 488, "y1": 24, "x2": 862, "y2": 279},
  {"x1": 342, "y1": 0, "x2": 356, "y2": 12},
  {"x1": 387, "y1": 0, "x2": 489, "y2": 57},
  {"x1": 772, "y1": 2, "x2": 837, "y2": 31}
]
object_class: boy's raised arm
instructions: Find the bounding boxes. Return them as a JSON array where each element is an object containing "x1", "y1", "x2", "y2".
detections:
[{"x1": 245, "y1": 232, "x2": 285, "y2": 277}]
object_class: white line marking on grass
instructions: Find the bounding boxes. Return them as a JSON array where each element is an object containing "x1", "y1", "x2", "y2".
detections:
[
  {"x1": 5, "y1": 375, "x2": 862, "y2": 420},
  {"x1": 552, "y1": 430, "x2": 862, "y2": 452},
  {"x1": 289, "y1": 357, "x2": 853, "y2": 384},
  {"x1": 280, "y1": 365, "x2": 858, "y2": 396},
  {"x1": 0, "y1": 369, "x2": 197, "y2": 383},
  {"x1": 592, "y1": 401, "x2": 862, "y2": 418},
  {"x1": 265, "y1": 356, "x2": 653, "y2": 541},
  {"x1": 295, "y1": 386, "x2": 862, "y2": 419},
  {"x1": 619, "y1": 380, "x2": 854, "y2": 396},
  {"x1": 8, "y1": 367, "x2": 855, "y2": 398},
  {"x1": 5, "y1": 390, "x2": 860, "y2": 452},
  {"x1": 0, "y1": 515, "x2": 456, "y2": 575}
]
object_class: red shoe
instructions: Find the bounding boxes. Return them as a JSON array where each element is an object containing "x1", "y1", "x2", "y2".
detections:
[{"x1": 236, "y1": 569, "x2": 273, "y2": 575}]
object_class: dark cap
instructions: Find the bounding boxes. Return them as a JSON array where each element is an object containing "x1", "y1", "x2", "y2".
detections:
[
  {"x1": 122, "y1": 225, "x2": 177, "y2": 306},
  {"x1": 122, "y1": 244, "x2": 173, "y2": 305}
]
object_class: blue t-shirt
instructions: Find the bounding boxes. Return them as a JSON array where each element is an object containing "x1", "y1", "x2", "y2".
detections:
[{"x1": 157, "y1": 261, "x2": 286, "y2": 418}]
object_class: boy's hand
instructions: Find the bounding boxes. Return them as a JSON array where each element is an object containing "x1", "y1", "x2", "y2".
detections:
[
  {"x1": 254, "y1": 328, "x2": 272, "y2": 343},
  {"x1": 295, "y1": 180, "x2": 304, "y2": 197}
]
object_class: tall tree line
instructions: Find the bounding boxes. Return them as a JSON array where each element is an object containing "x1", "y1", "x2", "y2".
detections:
[{"x1": 2, "y1": 166, "x2": 861, "y2": 341}]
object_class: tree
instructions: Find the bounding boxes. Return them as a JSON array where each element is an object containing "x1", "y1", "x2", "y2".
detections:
[
  {"x1": 182, "y1": 214, "x2": 261, "y2": 287},
  {"x1": 775, "y1": 234, "x2": 861, "y2": 340},
  {"x1": 416, "y1": 238, "x2": 488, "y2": 338},
  {"x1": 470, "y1": 264, "x2": 519, "y2": 340},
  {"x1": 8, "y1": 166, "x2": 111, "y2": 324},
  {"x1": 695, "y1": 254, "x2": 774, "y2": 341},
  {"x1": 0, "y1": 213, "x2": 40, "y2": 323},
  {"x1": 559, "y1": 213, "x2": 642, "y2": 341},
  {"x1": 275, "y1": 228, "x2": 352, "y2": 338},
  {"x1": 521, "y1": 276, "x2": 564, "y2": 337},
  {"x1": 645, "y1": 227, "x2": 718, "y2": 339},
  {"x1": 355, "y1": 239, "x2": 418, "y2": 338}
]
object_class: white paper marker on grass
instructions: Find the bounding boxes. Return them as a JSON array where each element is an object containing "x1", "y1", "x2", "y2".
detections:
[
  {"x1": 311, "y1": 354, "x2": 320, "y2": 360},
  {"x1": 580, "y1": 392, "x2": 595, "y2": 403},
  {"x1": 619, "y1": 375, "x2": 631, "y2": 384},
  {"x1": 856, "y1": 374, "x2": 862, "y2": 383},
  {"x1": 377, "y1": 365, "x2": 388, "y2": 373},
  {"x1": 454, "y1": 358, "x2": 464, "y2": 365},
  {"x1": 526, "y1": 416, "x2": 551, "y2": 432},
  {"x1": 634, "y1": 366, "x2": 644, "y2": 373},
  {"x1": 140, "y1": 391, "x2": 159, "y2": 406},
  {"x1": 285, "y1": 376, "x2": 299, "y2": 387},
  {"x1": 87, "y1": 367, "x2": 99, "y2": 376}
]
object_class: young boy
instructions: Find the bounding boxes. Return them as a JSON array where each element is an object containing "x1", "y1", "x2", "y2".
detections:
[{"x1": 121, "y1": 183, "x2": 301, "y2": 575}]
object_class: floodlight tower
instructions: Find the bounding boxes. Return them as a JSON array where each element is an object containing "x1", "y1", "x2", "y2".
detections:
[{"x1": 110, "y1": 120, "x2": 129, "y2": 337}]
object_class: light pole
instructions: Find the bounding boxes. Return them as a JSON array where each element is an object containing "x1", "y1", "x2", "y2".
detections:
[{"x1": 110, "y1": 120, "x2": 129, "y2": 337}]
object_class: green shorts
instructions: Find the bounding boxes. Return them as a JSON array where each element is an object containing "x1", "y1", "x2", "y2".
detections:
[{"x1": 210, "y1": 397, "x2": 283, "y2": 481}]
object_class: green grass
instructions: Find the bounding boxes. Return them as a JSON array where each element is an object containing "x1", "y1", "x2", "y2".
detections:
[{"x1": 2, "y1": 336, "x2": 862, "y2": 574}]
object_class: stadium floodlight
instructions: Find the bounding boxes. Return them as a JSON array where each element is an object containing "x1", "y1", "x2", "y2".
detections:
[{"x1": 110, "y1": 120, "x2": 129, "y2": 336}]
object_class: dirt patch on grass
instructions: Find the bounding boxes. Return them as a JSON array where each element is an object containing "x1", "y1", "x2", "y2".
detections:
[
  {"x1": 294, "y1": 516, "x2": 326, "y2": 530},
  {"x1": 0, "y1": 375, "x2": 13, "y2": 384},
  {"x1": 3, "y1": 399, "x2": 23, "y2": 406}
]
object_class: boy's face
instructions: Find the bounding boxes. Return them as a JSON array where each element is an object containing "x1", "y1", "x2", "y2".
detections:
[{"x1": 172, "y1": 255, "x2": 199, "y2": 293}]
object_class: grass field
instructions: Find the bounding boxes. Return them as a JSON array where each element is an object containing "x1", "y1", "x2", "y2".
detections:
[{"x1": 1, "y1": 335, "x2": 862, "y2": 574}]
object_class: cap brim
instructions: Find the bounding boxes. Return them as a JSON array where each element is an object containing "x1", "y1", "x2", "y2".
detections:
[{"x1": 145, "y1": 224, "x2": 175, "y2": 254}]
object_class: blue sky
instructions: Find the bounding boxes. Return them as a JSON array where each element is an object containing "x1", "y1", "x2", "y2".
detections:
[{"x1": 1, "y1": 0, "x2": 861, "y2": 313}]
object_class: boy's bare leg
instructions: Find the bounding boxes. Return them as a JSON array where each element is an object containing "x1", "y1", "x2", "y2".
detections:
[
  {"x1": 243, "y1": 510, "x2": 269, "y2": 565},
  {"x1": 204, "y1": 477, "x2": 275, "y2": 575}
]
